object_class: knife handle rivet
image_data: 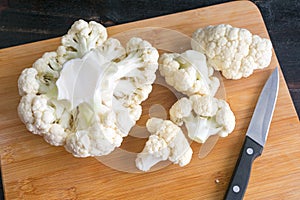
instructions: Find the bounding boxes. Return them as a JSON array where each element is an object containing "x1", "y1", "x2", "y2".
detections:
[
  {"x1": 233, "y1": 185, "x2": 240, "y2": 193},
  {"x1": 246, "y1": 147, "x2": 254, "y2": 155}
]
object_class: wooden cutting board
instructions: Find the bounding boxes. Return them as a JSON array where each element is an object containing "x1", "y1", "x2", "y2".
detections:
[{"x1": 0, "y1": 1, "x2": 299, "y2": 199}]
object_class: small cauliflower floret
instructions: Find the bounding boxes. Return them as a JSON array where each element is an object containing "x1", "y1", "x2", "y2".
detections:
[
  {"x1": 18, "y1": 52, "x2": 62, "y2": 95},
  {"x1": 44, "y1": 124, "x2": 68, "y2": 146},
  {"x1": 18, "y1": 94, "x2": 55, "y2": 135},
  {"x1": 18, "y1": 68, "x2": 39, "y2": 95},
  {"x1": 33, "y1": 52, "x2": 62, "y2": 73},
  {"x1": 32, "y1": 52, "x2": 62, "y2": 94},
  {"x1": 191, "y1": 24, "x2": 272, "y2": 79},
  {"x1": 18, "y1": 94, "x2": 36, "y2": 132},
  {"x1": 136, "y1": 118, "x2": 193, "y2": 172},
  {"x1": 65, "y1": 119, "x2": 123, "y2": 157},
  {"x1": 98, "y1": 38, "x2": 126, "y2": 62},
  {"x1": 170, "y1": 95, "x2": 235, "y2": 143},
  {"x1": 159, "y1": 50, "x2": 220, "y2": 96},
  {"x1": 64, "y1": 106, "x2": 124, "y2": 157},
  {"x1": 57, "y1": 19, "x2": 108, "y2": 64},
  {"x1": 18, "y1": 94, "x2": 72, "y2": 145}
]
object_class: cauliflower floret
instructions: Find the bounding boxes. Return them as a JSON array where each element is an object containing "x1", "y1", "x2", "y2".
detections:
[
  {"x1": 18, "y1": 94, "x2": 72, "y2": 145},
  {"x1": 136, "y1": 118, "x2": 193, "y2": 172},
  {"x1": 33, "y1": 52, "x2": 62, "y2": 73},
  {"x1": 57, "y1": 19, "x2": 108, "y2": 64},
  {"x1": 215, "y1": 100, "x2": 236, "y2": 137},
  {"x1": 44, "y1": 124, "x2": 69, "y2": 146},
  {"x1": 18, "y1": 94, "x2": 36, "y2": 132},
  {"x1": 18, "y1": 68, "x2": 39, "y2": 95},
  {"x1": 32, "y1": 52, "x2": 62, "y2": 94},
  {"x1": 65, "y1": 119, "x2": 123, "y2": 157},
  {"x1": 97, "y1": 38, "x2": 126, "y2": 62},
  {"x1": 66, "y1": 106, "x2": 124, "y2": 157},
  {"x1": 191, "y1": 95, "x2": 218, "y2": 117},
  {"x1": 159, "y1": 50, "x2": 220, "y2": 96},
  {"x1": 18, "y1": 94, "x2": 55, "y2": 135},
  {"x1": 30, "y1": 95, "x2": 56, "y2": 134},
  {"x1": 18, "y1": 52, "x2": 62, "y2": 96},
  {"x1": 136, "y1": 135, "x2": 170, "y2": 171},
  {"x1": 170, "y1": 95, "x2": 235, "y2": 143},
  {"x1": 192, "y1": 24, "x2": 272, "y2": 79},
  {"x1": 114, "y1": 82, "x2": 153, "y2": 107}
]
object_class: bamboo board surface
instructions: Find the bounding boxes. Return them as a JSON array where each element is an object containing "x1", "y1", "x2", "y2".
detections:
[{"x1": 0, "y1": 1, "x2": 299, "y2": 199}]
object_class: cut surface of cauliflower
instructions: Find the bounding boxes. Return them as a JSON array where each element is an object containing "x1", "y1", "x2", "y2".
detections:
[
  {"x1": 170, "y1": 95, "x2": 235, "y2": 143},
  {"x1": 136, "y1": 118, "x2": 193, "y2": 172},
  {"x1": 159, "y1": 50, "x2": 220, "y2": 96},
  {"x1": 192, "y1": 24, "x2": 272, "y2": 79},
  {"x1": 17, "y1": 19, "x2": 159, "y2": 157}
]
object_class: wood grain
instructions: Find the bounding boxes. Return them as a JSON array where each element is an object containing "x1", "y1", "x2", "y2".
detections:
[{"x1": 0, "y1": 1, "x2": 299, "y2": 199}]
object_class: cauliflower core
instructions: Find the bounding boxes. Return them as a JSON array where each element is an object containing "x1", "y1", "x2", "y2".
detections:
[
  {"x1": 136, "y1": 118, "x2": 193, "y2": 172},
  {"x1": 159, "y1": 50, "x2": 220, "y2": 96},
  {"x1": 170, "y1": 95, "x2": 235, "y2": 143},
  {"x1": 192, "y1": 24, "x2": 273, "y2": 79},
  {"x1": 17, "y1": 19, "x2": 159, "y2": 157}
]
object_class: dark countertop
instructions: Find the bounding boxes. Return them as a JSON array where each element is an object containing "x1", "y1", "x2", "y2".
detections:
[{"x1": 0, "y1": 0, "x2": 299, "y2": 199}]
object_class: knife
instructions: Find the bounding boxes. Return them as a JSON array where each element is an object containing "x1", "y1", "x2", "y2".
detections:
[{"x1": 224, "y1": 67, "x2": 279, "y2": 200}]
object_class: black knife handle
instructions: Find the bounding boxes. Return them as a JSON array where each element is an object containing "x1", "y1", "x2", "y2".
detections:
[{"x1": 224, "y1": 136, "x2": 263, "y2": 200}]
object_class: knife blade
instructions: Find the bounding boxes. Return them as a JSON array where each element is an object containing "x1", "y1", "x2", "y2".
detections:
[{"x1": 224, "y1": 67, "x2": 279, "y2": 200}]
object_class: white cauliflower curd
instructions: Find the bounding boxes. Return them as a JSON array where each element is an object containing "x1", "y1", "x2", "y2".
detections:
[
  {"x1": 136, "y1": 118, "x2": 193, "y2": 172},
  {"x1": 17, "y1": 19, "x2": 159, "y2": 157},
  {"x1": 159, "y1": 50, "x2": 220, "y2": 96},
  {"x1": 192, "y1": 24, "x2": 273, "y2": 79},
  {"x1": 170, "y1": 95, "x2": 235, "y2": 143}
]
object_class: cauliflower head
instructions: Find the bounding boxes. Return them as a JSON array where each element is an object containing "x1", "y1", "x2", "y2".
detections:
[
  {"x1": 17, "y1": 19, "x2": 159, "y2": 157},
  {"x1": 170, "y1": 95, "x2": 235, "y2": 143},
  {"x1": 159, "y1": 50, "x2": 220, "y2": 96},
  {"x1": 191, "y1": 24, "x2": 273, "y2": 79},
  {"x1": 136, "y1": 117, "x2": 193, "y2": 172}
]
